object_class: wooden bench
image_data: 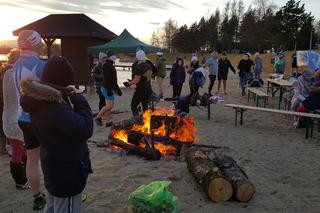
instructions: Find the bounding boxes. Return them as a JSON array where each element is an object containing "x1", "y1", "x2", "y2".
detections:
[
  {"x1": 225, "y1": 104, "x2": 320, "y2": 139},
  {"x1": 247, "y1": 87, "x2": 268, "y2": 107}
]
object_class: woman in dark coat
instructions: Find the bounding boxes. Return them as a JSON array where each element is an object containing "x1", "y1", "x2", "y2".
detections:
[{"x1": 170, "y1": 58, "x2": 186, "y2": 98}]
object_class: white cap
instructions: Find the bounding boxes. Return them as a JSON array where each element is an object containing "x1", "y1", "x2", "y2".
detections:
[
  {"x1": 136, "y1": 50, "x2": 146, "y2": 61},
  {"x1": 191, "y1": 56, "x2": 198, "y2": 62},
  {"x1": 18, "y1": 30, "x2": 42, "y2": 49},
  {"x1": 156, "y1": 52, "x2": 163, "y2": 56},
  {"x1": 98, "y1": 52, "x2": 107, "y2": 62}
]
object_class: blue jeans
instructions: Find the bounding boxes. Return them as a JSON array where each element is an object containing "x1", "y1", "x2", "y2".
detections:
[{"x1": 239, "y1": 73, "x2": 252, "y2": 92}]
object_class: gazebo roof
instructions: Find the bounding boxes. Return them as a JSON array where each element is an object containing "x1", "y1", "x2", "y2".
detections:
[{"x1": 12, "y1": 14, "x2": 117, "y2": 40}]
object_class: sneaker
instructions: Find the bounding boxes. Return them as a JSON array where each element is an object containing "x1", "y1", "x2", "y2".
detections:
[
  {"x1": 16, "y1": 183, "x2": 30, "y2": 190},
  {"x1": 105, "y1": 122, "x2": 114, "y2": 127},
  {"x1": 81, "y1": 193, "x2": 88, "y2": 203},
  {"x1": 95, "y1": 117, "x2": 103, "y2": 126},
  {"x1": 33, "y1": 193, "x2": 46, "y2": 211}
]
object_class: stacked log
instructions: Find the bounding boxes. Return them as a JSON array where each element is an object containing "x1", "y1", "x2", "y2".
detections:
[
  {"x1": 186, "y1": 148, "x2": 233, "y2": 202},
  {"x1": 186, "y1": 148, "x2": 254, "y2": 202}
]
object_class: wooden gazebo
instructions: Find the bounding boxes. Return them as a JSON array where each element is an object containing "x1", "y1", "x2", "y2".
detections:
[{"x1": 13, "y1": 14, "x2": 117, "y2": 85}]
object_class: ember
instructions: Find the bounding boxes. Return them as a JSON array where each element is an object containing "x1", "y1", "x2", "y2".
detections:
[{"x1": 109, "y1": 107, "x2": 196, "y2": 159}]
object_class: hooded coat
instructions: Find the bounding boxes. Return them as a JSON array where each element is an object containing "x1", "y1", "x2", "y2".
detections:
[
  {"x1": 20, "y1": 79, "x2": 93, "y2": 197},
  {"x1": 170, "y1": 58, "x2": 186, "y2": 86}
]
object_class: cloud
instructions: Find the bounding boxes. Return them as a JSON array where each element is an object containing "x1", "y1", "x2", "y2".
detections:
[
  {"x1": 148, "y1": 22, "x2": 161, "y2": 25},
  {"x1": 0, "y1": 0, "x2": 187, "y2": 15}
]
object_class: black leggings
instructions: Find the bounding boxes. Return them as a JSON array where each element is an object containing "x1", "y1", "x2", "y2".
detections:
[
  {"x1": 172, "y1": 85, "x2": 183, "y2": 98},
  {"x1": 131, "y1": 91, "x2": 150, "y2": 116},
  {"x1": 208, "y1": 74, "x2": 216, "y2": 94},
  {"x1": 97, "y1": 89, "x2": 106, "y2": 110}
]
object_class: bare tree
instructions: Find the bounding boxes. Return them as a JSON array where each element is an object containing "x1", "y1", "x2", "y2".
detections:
[
  {"x1": 150, "y1": 31, "x2": 160, "y2": 46},
  {"x1": 161, "y1": 19, "x2": 178, "y2": 52},
  {"x1": 254, "y1": 0, "x2": 276, "y2": 20}
]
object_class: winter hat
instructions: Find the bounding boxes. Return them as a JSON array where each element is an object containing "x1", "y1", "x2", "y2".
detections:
[
  {"x1": 191, "y1": 55, "x2": 198, "y2": 62},
  {"x1": 98, "y1": 52, "x2": 107, "y2": 62},
  {"x1": 245, "y1": 52, "x2": 251, "y2": 58},
  {"x1": 156, "y1": 52, "x2": 163, "y2": 56},
  {"x1": 17, "y1": 30, "x2": 42, "y2": 50},
  {"x1": 136, "y1": 50, "x2": 146, "y2": 61},
  {"x1": 41, "y1": 56, "x2": 75, "y2": 87},
  {"x1": 302, "y1": 70, "x2": 313, "y2": 79}
]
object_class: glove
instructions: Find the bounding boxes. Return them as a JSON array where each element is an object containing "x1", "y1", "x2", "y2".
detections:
[
  {"x1": 123, "y1": 82, "x2": 130, "y2": 88},
  {"x1": 107, "y1": 89, "x2": 113, "y2": 96},
  {"x1": 116, "y1": 88, "x2": 122, "y2": 96}
]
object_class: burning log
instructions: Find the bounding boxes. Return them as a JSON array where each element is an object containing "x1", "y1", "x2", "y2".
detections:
[
  {"x1": 109, "y1": 138, "x2": 161, "y2": 161},
  {"x1": 207, "y1": 151, "x2": 255, "y2": 202},
  {"x1": 112, "y1": 116, "x2": 143, "y2": 131},
  {"x1": 186, "y1": 148, "x2": 233, "y2": 202}
]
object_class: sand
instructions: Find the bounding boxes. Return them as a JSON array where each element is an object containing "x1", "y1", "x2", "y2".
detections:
[{"x1": 0, "y1": 70, "x2": 320, "y2": 213}]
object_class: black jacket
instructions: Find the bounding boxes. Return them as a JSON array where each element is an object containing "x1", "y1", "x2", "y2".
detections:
[
  {"x1": 132, "y1": 61, "x2": 153, "y2": 95},
  {"x1": 102, "y1": 59, "x2": 121, "y2": 95},
  {"x1": 218, "y1": 58, "x2": 236, "y2": 75},
  {"x1": 20, "y1": 79, "x2": 93, "y2": 197},
  {"x1": 170, "y1": 58, "x2": 186, "y2": 86},
  {"x1": 237, "y1": 59, "x2": 254, "y2": 76}
]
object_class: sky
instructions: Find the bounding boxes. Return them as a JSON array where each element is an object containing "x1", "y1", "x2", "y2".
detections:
[{"x1": 0, "y1": 0, "x2": 319, "y2": 43}]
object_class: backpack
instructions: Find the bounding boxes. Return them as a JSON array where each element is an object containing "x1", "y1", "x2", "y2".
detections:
[{"x1": 247, "y1": 78, "x2": 264, "y2": 87}]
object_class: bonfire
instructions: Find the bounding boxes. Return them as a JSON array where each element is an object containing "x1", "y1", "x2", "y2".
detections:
[{"x1": 108, "y1": 107, "x2": 196, "y2": 160}]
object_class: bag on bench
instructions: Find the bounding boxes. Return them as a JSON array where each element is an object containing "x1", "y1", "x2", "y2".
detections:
[{"x1": 247, "y1": 78, "x2": 264, "y2": 87}]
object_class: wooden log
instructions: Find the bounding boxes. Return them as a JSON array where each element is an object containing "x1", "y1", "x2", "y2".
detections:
[
  {"x1": 186, "y1": 147, "x2": 233, "y2": 202},
  {"x1": 207, "y1": 151, "x2": 255, "y2": 202},
  {"x1": 111, "y1": 116, "x2": 143, "y2": 131},
  {"x1": 109, "y1": 138, "x2": 161, "y2": 161}
]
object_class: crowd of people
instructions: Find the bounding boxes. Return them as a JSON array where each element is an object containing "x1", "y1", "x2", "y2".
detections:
[{"x1": 1, "y1": 28, "x2": 319, "y2": 213}]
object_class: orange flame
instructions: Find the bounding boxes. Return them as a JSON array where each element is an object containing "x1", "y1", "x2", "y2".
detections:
[{"x1": 111, "y1": 107, "x2": 196, "y2": 156}]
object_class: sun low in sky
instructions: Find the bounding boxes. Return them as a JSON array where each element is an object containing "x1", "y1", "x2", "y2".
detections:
[{"x1": 0, "y1": 0, "x2": 319, "y2": 43}]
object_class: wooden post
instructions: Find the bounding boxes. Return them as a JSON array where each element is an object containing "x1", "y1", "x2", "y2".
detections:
[{"x1": 43, "y1": 38, "x2": 56, "y2": 59}]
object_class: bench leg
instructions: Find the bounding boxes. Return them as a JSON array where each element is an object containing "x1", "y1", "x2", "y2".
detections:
[
  {"x1": 305, "y1": 118, "x2": 313, "y2": 139},
  {"x1": 240, "y1": 109, "x2": 244, "y2": 125},
  {"x1": 256, "y1": 97, "x2": 259, "y2": 107},
  {"x1": 207, "y1": 101, "x2": 211, "y2": 120},
  {"x1": 235, "y1": 108, "x2": 238, "y2": 126},
  {"x1": 247, "y1": 90, "x2": 250, "y2": 103}
]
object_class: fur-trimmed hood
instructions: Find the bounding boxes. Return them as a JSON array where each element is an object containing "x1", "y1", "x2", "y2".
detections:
[
  {"x1": 20, "y1": 79, "x2": 65, "y2": 113},
  {"x1": 20, "y1": 79, "x2": 64, "y2": 103}
]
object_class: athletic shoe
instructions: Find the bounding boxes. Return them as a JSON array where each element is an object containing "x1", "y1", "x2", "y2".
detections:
[
  {"x1": 95, "y1": 117, "x2": 103, "y2": 126},
  {"x1": 16, "y1": 183, "x2": 30, "y2": 190},
  {"x1": 33, "y1": 193, "x2": 46, "y2": 211}
]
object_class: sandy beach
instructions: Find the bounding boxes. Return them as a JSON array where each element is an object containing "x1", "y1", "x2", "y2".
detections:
[{"x1": 0, "y1": 70, "x2": 320, "y2": 213}]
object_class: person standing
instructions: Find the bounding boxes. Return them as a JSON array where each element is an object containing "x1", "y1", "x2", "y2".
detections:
[
  {"x1": 155, "y1": 52, "x2": 166, "y2": 99},
  {"x1": 203, "y1": 51, "x2": 218, "y2": 96},
  {"x1": 91, "y1": 52, "x2": 107, "y2": 111},
  {"x1": 2, "y1": 48, "x2": 28, "y2": 190},
  {"x1": 20, "y1": 56, "x2": 93, "y2": 213},
  {"x1": 170, "y1": 57, "x2": 186, "y2": 98},
  {"x1": 124, "y1": 50, "x2": 153, "y2": 116},
  {"x1": 187, "y1": 55, "x2": 200, "y2": 94},
  {"x1": 217, "y1": 52, "x2": 236, "y2": 95},
  {"x1": 237, "y1": 53, "x2": 255, "y2": 96},
  {"x1": 273, "y1": 52, "x2": 286, "y2": 74},
  {"x1": 95, "y1": 50, "x2": 122, "y2": 127},
  {"x1": 12, "y1": 30, "x2": 46, "y2": 210},
  {"x1": 254, "y1": 53, "x2": 264, "y2": 79}
]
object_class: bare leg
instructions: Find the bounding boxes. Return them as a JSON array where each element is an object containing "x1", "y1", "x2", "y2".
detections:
[
  {"x1": 157, "y1": 77, "x2": 164, "y2": 98},
  {"x1": 97, "y1": 100, "x2": 114, "y2": 119},
  {"x1": 223, "y1": 80, "x2": 227, "y2": 94},
  {"x1": 26, "y1": 147, "x2": 40, "y2": 195},
  {"x1": 217, "y1": 80, "x2": 222, "y2": 94}
]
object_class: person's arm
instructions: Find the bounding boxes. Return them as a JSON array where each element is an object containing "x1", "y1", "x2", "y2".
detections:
[
  {"x1": 48, "y1": 94, "x2": 93, "y2": 141},
  {"x1": 228, "y1": 61, "x2": 236, "y2": 73},
  {"x1": 129, "y1": 75, "x2": 141, "y2": 86}
]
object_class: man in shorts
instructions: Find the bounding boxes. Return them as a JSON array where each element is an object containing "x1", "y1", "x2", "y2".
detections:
[
  {"x1": 13, "y1": 30, "x2": 46, "y2": 210},
  {"x1": 217, "y1": 52, "x2": 236, "y2": 95}
]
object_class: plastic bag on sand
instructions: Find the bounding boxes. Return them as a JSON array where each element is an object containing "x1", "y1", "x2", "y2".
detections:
[{"x1": 128, "y1": 181, "x2": 179, "y2": 213}]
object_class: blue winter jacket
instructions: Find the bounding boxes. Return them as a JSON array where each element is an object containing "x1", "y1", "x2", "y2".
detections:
[{"x1": 20, "y1": 79, "x2": 93, "y2": 197}]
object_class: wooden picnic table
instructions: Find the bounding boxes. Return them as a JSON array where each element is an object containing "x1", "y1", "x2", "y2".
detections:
[{"x1": 266, "y1": 79, "x2": 293, "y2": 109}]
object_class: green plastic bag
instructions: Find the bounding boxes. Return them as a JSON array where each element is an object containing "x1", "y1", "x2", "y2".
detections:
[{"x1": 128, "y1": 181, "x2": 179, "y2": 213}]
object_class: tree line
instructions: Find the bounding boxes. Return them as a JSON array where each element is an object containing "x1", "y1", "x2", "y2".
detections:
[{"x1": 151, "y1": 0, "x2": 319, "y2": 53}]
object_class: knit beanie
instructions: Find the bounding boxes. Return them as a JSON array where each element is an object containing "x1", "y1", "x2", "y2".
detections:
[
  {"x1": 17, "y1": 30, "x2": 42, "y2": 50},
  {"x1": 41, "y1": 56, "x2": 75, "y2": 87},
  {"x1": 191, "y1": 56, "x2": 198, "y2": 62},
  {"x1": 98, "y1": 52, "x2": 107, "y2": 62},
  {"x1": 136, "y1": 50, "x2": 146, "y2": 61}
]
